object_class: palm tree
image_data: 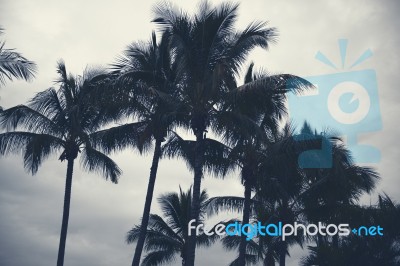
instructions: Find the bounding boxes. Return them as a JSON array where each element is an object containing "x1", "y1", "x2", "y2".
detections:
[
  {"x1": 126, "y1": 187, "x2": 218, "y2": 265},
  {"x1": 210, "y1": 61, "x2": 312, "y2": 265},
  {"x1": 0, "y1": 61, "x2": 121, "y2": 266},
  {"x1": 152, "y1": 3, "x2": 279, "y2": 264},
  {"x1": 0, "y1": 27, "x2": 37, "y2": 87},
  {"x1": 89, "y1": 31, "x2": 185, "y2": 266},
  {"x1": 263, "y1": 123, "x2": 379, "y2": 265},
  {"x1": 298, "y1": 125, "x2": 379, "y2": 244},
  {"x1": 205, "y1": 120, "x2": 379, "y2": 265},
  {"x1": 205, "y1": 124, "x2": 306, "y2": 266},
  {"x1": 301, "y1": 193, "x2": 400, "y2": 266}
]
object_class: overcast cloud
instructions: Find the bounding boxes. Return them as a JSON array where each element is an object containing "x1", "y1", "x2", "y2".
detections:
[{"x1": 0, "y1": 0, "x2": 399, "y2": 265}]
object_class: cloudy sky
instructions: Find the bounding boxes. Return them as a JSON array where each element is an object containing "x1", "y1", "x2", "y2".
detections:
[{"x1": 1, "y1": 0, "x2": 399, "y2": 265}]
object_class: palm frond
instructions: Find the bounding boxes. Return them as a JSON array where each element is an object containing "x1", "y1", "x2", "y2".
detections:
[
  {"x1": 28, "y1": 88, "x2": 67, "y2": 126},
  {"x1": 0, "y1": 41, "x2": 37, "y2": 86},
  {"x1": 226, "y1": 22, "x2": 277, "y2": 75},
  {"x1": 127, "y1": 224, "x2": 182, "y2": 252},
  {"x1": 158, "y1": 191, "x2": 187, "y2": 231},
  {"x1": 222, "y1": 234, "x2": 260, "y2": 255},
  {"x1": 161, "y1": 132, "x2": 196, "y2": 168},
  {"x1": 205, "y1": 196, "x2": 247, "y2": 215},
  {"x1": 0, "y1": 132, "x2": 64, "y2": 174},
  {"x1": 147, "y1": 214, "x2": 183, "y2": 241},
  {"x1": 241, "y1": 73, "x2": 312, "y2": 92},
  {"x1": 141, "y1": 249, "x2": 177, "y2": 266},
  {"x1": 211, "y1": 110, "x2": 267, "y2": 146},
  {"x1": 89, "y1": 121, "x2": 152, "y2": 154},
  {"x1": 23, "y1": 133, "x2": 64, "y2": 174},
  {"x1": 196, "y1": 225, "x2": 222, "y2": 247},
  {"x1": 0, "y1": 131, "x2": 62, "y2": 156},
  {"x1": 144, "y1": 231, "x2": 182, "y2": 252},
  {"x1": 80, "y1": 146, "x2": 121, "y2": 183},
  {"x1": 162, "y1": 132, "x2": 232, "y2": 177},
  {"x1": 0, "y1": 104, "x2": 63, "y2": 136}
]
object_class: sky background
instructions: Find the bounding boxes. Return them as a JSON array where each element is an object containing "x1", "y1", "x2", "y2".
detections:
[{"x1": 1, "y1": 0, "x2": 399, "y2": 265}]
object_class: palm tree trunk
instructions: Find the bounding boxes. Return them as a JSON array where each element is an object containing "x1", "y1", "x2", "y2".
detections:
[
  {"x1": 238, "y1": 181, "x2": 251, "y2": 266},
  {"x1": 132, "y1": 139, "x2": 162, "y2": 266},
  {"x1": 57, "y1": 158, "x2": 74, "y2": 266},
  {"x1": 279, "y1": 201, "x2": 289, "y2": 266},
  {"x1": 332, "y1": 234, "x2": 339, "y2": 249},
  {"x1": 279, "y1": 241, "x2": 286, "y2": 266},
  {"x1": 186, "y1": 132, "x2": 204, "y2": 266}
]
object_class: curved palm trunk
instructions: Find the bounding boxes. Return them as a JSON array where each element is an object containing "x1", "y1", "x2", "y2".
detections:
[
  {"x1": 238, "y1": 181, "x2": 252, "y2": 266},
  {"x1": 57, "y1": 158, "x2": 74, "y2": 266},
  {"x1": 186, "y1": 132, "x2": 205, "y2": 266},
  {"x1": 132, "y1": 139, "x2": 162, "y2": 266}
]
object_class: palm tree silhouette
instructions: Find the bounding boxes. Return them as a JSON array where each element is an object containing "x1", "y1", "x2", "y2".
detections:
[
  {"x1": 152, "y1": 3, "x2": 278, "y2": 264},
  {"x1": 298, "y1": 125, "x2": 379, "y2": 248},
  {"x1": 205, "y1": 120, "x2": 379, "y2": 265},
  {"x1": 209, "y1": 62, "x2": 312, "y2": 265},
  {"x1": 0, "y1": 61, "x2": 121, "y2": 266},
  {"x1": 264, "y1": 123, "x2": 379, "y2": 265},
  {"x1": 126, "y1": 187, "x2": 218, "y2": 266},
  {"x1": 0, "y1": 27, "x2": 37, "y2": 87},
  {"x1": 205, "y1": 124, "x2": 305, "y2": 266},
  {"x1": 302, "y1": 194, "x2": 399, "y2": 266},
  {"x1": 89, "y1": 31, "x2": 185, "y2": 266}
]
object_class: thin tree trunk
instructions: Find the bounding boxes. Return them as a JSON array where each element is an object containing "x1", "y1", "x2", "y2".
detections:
[
  {"x1": 132, "y1": 139, "x2": 162, "y2": 266},
  {"x1": 186, "y1": 132, "x2": 204, "y2": 266},
  {"x1": 279, "y1": 244, "x2": 286, "y2": 266},
  {"x1": 57, "y1": 158, "x2": 74, "y2": 266},
  {"x1": 332, "y1": 234, "x2": 339, "y2": 249},
  {"x1": 238, "y1": 181, "x2": 251, "y2": 266},
  {"x1": 279, "y1": 201, "x2": 288, "y2": 266}
]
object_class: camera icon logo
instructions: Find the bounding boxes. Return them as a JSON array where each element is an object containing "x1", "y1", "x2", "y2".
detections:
[{"x1": 288, "y1": 39, "x2": 382, "y2": 168}]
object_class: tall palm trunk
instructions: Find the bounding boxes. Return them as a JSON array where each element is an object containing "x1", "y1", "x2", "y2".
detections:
[
  {"x1": 57, "y1": 158, "x2": 74, "y2": 266},
  {"x1": 181, "y1": 242, "x2": 187, "y2": 266},
  {"x1": 238, "y1": 181, "x2": 252, "y2": 266},
  {"x1": 132, "y1": 139, "x2": 162, "y2": 266},
  {"x1": 279, "y1": 201, "x2": 289, "y2": 266},
  {"x1": 186, "y1": 132, "x2": 205, "y2": 266},
  {"x1": 279, "y1": 242, "x2": 286, "y2": 266}
]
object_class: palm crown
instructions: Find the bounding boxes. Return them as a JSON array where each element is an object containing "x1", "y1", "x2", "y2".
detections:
[
  {"x1": 0, "y1": 61, "x2": 121, "y2": 179},
  {"x1": 127, "y1": 187, "x2": 217, "y2": 266}
]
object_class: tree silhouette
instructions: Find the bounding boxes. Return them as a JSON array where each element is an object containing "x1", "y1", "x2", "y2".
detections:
[
  {"x1": 208, "y1": 62, "x2": 311, "y2": 265},
  {"x1": 302, "y1": 194, "x2": 400, "y2": 266},
  {"x1": 152, "y1": 2, "x2": 279, "y2": 264},
  {"x1": 127, "y1": 187, "x2": 218, "y2": 266},
  {"x1": 0, "y1": 61, "x2": 121, "y2": 266},
  {"x1": 89, "y1": 31, "x2": 185, "y2": 266}
]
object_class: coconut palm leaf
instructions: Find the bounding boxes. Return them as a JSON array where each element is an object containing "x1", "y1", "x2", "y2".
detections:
[{"x1": 0, "y1": 33, "x2": 37, "y2": 86}]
